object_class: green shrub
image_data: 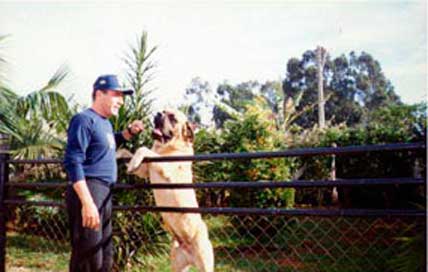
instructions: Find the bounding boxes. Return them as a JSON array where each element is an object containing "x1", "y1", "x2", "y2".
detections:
[{"x1": 194, "y1": 101, "x2": 296, "y2": 209}]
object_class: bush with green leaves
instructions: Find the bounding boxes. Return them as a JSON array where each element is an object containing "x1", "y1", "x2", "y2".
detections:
[
  {"x1": 288, "y1": 103, "x2": 426, "y2": 208},
  {"x1": 387, "y1": 213, "x2": 426, "y2": 272},
  {"x1": 194, "y1": 98, "x2": 296, "y2": 209},
  {"x1": 192, "y1": 100, "x2": 298, "y2": 237},
  {"x1": 113, "y1": 211, "x2": 169, "y2": 270}
]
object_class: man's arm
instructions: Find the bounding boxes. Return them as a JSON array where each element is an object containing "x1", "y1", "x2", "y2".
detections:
[
  {"x1": 64, "y1": 114, "x2": 99, "y2": 230},
  {"x1": 73, "y1": 180, "x2": 100, "y2": 230},
  {"x1": 115, "y1": 120, "x2": 145, "y2": 145}
]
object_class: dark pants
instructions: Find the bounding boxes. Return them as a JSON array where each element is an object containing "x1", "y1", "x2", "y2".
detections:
[{"x1": 66, "y1": 178, "x2": 113, "y2": 272}]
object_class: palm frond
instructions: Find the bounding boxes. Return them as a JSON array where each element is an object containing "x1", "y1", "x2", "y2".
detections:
[
  {"x1": 40, "y1": 65, "x2": 69, "y2": 92},
  {"x1": 0, "y1": 108, "x2": 23, "y2": 142},
  {"x1": 0, "y1": 64, "x2": 73, "y2": 158},
  {"x1": 8, "y1": 118, "x2": 64, "y2": 159},
  {"x1": 0, "y1": 86, "x2": 18, "y2": 108},
  {"x1": 16, "y1": 66, "x2": 71, "y2": 120},
  {"x1": 109, "y1": 30, "x2": 158, "y2": 149}
]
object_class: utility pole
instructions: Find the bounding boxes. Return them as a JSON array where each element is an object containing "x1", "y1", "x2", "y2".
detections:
[{"x1": 316, "y1": 46, "x2": 327, "y2": 129}]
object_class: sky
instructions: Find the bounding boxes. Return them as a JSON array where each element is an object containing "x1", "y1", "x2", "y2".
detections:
[{"x1": 0, "y1": 0, "x2": 426, "y2": 112}]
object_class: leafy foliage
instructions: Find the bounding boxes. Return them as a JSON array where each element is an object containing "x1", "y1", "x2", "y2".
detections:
[
  {"x1": 113, "y1": 211, "x2": 169, "y2": 269},
  {"x1": 181, "y1": 77, "x2": 217, "y2": 127},
  {"x1": 288, "y1": 103, "x2": 426, "y2": 208},
  {"x1": 110, "y1": 31, "x2": 160, "y2": 268},
  {"x1": 194, "y1": 97, "x2": 296, "y2": 208},
  {"x1": 183, "y1": 79, "x2": 285, "y2": 129},
  {"x1": 282, "y1": 50, "x2": 401, "y2": 128},
  {"x1": 388, "y1": 220, "x2": 426, "y2": 272},
  {"x1": 0, "y1": 66, "x2": 74, "y2": 159},
  {"x1": 110, "y1": 31, "x2": 157, "y2": 151}
]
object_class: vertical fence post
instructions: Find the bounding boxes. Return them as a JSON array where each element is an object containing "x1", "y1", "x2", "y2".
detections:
[
  {"x1": 413, "y1": 157, "x2": 426, "y2": 271},
  {"x1": 0, "y1": 134, "x2": 9, "y2": 272},
  {"x1": 331, "y1": 143, "x2": 338, "y2": 205}
]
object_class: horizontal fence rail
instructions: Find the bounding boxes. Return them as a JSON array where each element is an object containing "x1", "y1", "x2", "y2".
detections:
[
  {"x1": 6, "y1": 142, "x2": 425, "y2": 164},
  {"x1": 113, "y1": 206, "x2": 426, "y2": 217},
  {"x1": 4, "y1": 178, "x2": 425, "y2": 218},
  {"x1": 4, "y1": 200, "x2": 64, "y2": 207},
  {"x1": 4, "y1": 177, "x2": 426, "y2": 217},
  {"x1": 3, "y1": 200, "x2": 425, "y2": 217},
  {"x1": 5, "y1": 177, "x2": 425, "y2": 189}
]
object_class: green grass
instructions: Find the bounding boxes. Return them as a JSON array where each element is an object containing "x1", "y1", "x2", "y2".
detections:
[
  {"x1": 6, "y1": 216, "x2": 405, "y2": 271},
  {"x1": 6, "y1": 232, "x2": 69, "y2": 272}
]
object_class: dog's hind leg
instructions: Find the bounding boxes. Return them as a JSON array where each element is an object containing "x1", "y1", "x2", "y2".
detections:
[
  {"x1": 171, "y1": 239, "x2": 191, "y2": 272},
  {"x1": 192, "y1": 222, "x2": 214, "y2": 272}
]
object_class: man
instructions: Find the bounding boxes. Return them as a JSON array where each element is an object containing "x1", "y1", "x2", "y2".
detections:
[{"x1": 64, "y1": 74, "x2": 144, "y2": 271}]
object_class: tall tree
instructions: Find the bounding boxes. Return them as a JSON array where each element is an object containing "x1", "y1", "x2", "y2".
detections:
[
  {"x1": 183, "y1": 79, "x2": 285, "y2": 129},
  {"x1": 213, "y1": 81, "x2": 258, "y2": 128},
  {"x1": 181, "y1": 79, "x2": 256, "y2": 128},
  {"x1": 282, "y1": 49, "x2": 401, "y2": 128},
  {"x1": 182, "y1": 77, "x2": 216, "y2": 128}
]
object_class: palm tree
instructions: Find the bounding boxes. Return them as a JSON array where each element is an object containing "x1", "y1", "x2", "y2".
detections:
[{"x1": 0, "y1": 45, "x2": 74, "y2": 159}]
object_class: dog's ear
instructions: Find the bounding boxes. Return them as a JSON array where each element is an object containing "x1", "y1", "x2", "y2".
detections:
[{"x1": 182, "y1": 121, "x2": 195, "y2": 143}]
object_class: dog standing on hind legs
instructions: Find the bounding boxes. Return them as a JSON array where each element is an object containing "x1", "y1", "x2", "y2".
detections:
[{"x1": 124, "y1": 109, "x2": 214, "y2": 272}]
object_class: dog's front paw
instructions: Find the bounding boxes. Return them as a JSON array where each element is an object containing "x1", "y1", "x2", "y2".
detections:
[
  {"x1": 127, "y1": 147, "x2": 152, "y2": 173},
  {"x1": 116, "y1": 148, "x2": 133, "y2": 159},
  {"x1": 127, "y1": 155, "x2": 143, "y2": 174}
]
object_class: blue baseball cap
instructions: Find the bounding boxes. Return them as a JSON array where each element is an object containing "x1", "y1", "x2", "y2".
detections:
[{"x1": 93, "y1": 74, "x2": 134, "y2": 95}]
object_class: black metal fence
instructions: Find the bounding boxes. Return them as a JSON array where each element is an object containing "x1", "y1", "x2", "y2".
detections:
[{"x1": 0, "y1": 142, "x2": 426, "y2": 271}]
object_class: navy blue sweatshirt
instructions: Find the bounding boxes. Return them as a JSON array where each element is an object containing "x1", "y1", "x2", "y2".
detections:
[{"x1": 64, "y1": 108, "x2": 125, "y2": 184}]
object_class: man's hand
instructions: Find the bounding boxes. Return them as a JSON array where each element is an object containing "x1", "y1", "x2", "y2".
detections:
[
  {"x1": 81, "y1": 201, "x2": 100, "y2": 230},
  {"x1": 73, "y1": 180, "x2": 100, "y2": 230},
  {"x1": 124, "y1": 120, "x2": 144, "y2": 139},
  {"x1": 129, "y1": 120, "x2": 144, "y2": 134}
]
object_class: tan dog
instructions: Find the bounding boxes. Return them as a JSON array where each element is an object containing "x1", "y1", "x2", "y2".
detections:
[{"x1": 126, "y1": 109, "x2": 214, "y2": 272}]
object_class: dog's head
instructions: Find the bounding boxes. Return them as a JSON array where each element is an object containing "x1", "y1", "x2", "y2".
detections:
[{"x1": 152, "y1": 109, "x2": 194, "y2": 146}]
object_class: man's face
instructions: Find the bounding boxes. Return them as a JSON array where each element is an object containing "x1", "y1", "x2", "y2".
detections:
[{"x1": 96, "y1": 90, "x2": 124, "y2": 117}]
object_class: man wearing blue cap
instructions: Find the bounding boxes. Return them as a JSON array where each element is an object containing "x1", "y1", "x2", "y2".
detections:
[{"x1": 64, "y1": 74, "x2": 144, "y2": 271}]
